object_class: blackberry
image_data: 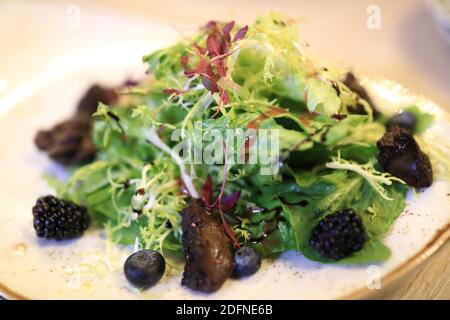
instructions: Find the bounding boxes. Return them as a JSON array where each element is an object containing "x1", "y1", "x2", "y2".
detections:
[
  {"x1": 32, "y1": 195, "x2": 90, "y2": 240},
  {"x1": 309, "y1": 209, "x2": 367, "y2": 260}
]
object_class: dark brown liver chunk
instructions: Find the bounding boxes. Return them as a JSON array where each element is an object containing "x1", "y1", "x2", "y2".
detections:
[
  {"x1": 34, "y1": 118, "x2": 96, "y2": 166},
  {"x1": 377, "y1": 126, "x2": 433, "y2": 188},
  {"x1": 34, "y1": 84, "x2": 118, "y2": 166},
  {"x1": 76, "y1": 84, "x2": 118, "y2": 120},
  {"x1": 181, "y1": 199, "x2": 234, "y2": 292},
  {"x1": 343, "y1": 72, "x2": 380, "y2": 116}
]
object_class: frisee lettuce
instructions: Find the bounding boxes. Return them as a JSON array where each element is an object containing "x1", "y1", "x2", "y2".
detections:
[{"x1": 325, "y1": 151, "x2": 405, "y2": 200}]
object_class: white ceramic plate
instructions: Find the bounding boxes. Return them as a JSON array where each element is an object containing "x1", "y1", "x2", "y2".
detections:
[{"x1": 0, "y1": 1, "x2": 449, "y2": 300}]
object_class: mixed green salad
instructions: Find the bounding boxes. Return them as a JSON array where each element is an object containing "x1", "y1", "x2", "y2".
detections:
[{"x1": 33, "y1": 13, "x2": 445, "y2": 291}]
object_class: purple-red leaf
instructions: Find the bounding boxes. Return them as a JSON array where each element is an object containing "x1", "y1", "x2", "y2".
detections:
[
  {"x1": 221, "y1": 90, "x2": 230, "y2": 105},
  {"x1": 221, "y1": 190, "x2": 241, "y2": 212},
  {"x1": 222, "y1": 21, "x2": 234, "y2": 50},
  {"x1": 184, "y1": 70, "x2": 195, "y2": 78},
  {"x1": 201, "y1": 175, "x2": 213, "y2": 205},
  {"x1": 203, "y1": 20, "x2": 218, "y2": 31},
  {"x1": 184, "y1": 58, "x2": 209, "y2": 77},
  {"x1": 223, "y1": 21, "x2": 235, "y2": 34},
  {"x1": 201, "y1": 74, "x2": 220, "y2": 93},
  {"x1": 204, "y1": 141, "x2": 241, "y2": 249},
  {"x1": 206, "y1": 32, "x2": 223, "y2": 57},
  {"x1": 193, "y1": 43, "x2": 207, "y2": 55},
  {"x1": 219, "y1": 211, "x2": 240, "y2": 249},
  {"x1": 233, "y1": 25, "x2": 248, "y2": 42},
  {"x1": 213, "y1": 59, "x2": 227, "y2": 77},
  {"x1": 205, "y1": 64, "x2": 216, "y2": 80},
  {"x1": 222, "y1": 37, "x2": 231, "y2": 54}
]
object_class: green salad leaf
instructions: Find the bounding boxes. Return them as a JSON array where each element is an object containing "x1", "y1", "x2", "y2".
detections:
[{"x1": 405, "y1": 105, "x2": 434, "y2": 134}]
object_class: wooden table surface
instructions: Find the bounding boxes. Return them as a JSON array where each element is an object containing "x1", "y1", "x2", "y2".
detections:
[
  {"x1": 0, "y1": 0, "x2": 449, "y2": 300},
  {"x1": 377, "y1": 241, "x2": 450, "y2": 299}
]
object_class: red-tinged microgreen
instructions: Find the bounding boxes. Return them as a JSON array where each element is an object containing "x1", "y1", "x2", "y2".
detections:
[
  {"x1": 162, "y1": 20, "x2": 249, "y2": 118},
  {"x1": 184, "y1": 58, "x2": 209, "y2": 78},
  {"x1": 221, "y1": 190, "x2": 241, "y2": 212},
  {"x1": 221, "y1": 90, "x2": 230, "y2": 104},
  {"x1": 209, "y1": 44, "x2": 243, "y2": 64},
  {"x1": 200, "y1": 175, "x2": 213, "y2": 205},
  {"x1": 199, "y1": 141, "x2": 240, "y2": 248},
  {"x1": 193, "y1": 43, "x2": 207, "y2": 55},
  {"x1": 223, "y1": 21, "x2": 235, "y2": 35},
  {"x1": 219, "y1": 209, "x2": 240, "y2": 249},
  {"x1": 201, "y1": 74, "x2": 220, "y2": 93},
  {"x1": 213, "y1": 59, "x2": 227, "y2": 78},
  {"x1": 233, "y1": 25, "x2": 248, "y2": 42},
  {"x1": 206, "y1": 32, "x2": 223, "y2": 57},
  {"x1": 203, "y1": 20, "x2": 218, "y2": 31}
]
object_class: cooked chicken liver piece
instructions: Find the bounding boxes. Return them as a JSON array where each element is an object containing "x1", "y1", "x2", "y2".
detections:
[
  {"x1": 377, "y1": 126, "x2": 433, "y2": 188},
  {"x1": 343, "y1": 72, "x2": 380, "y2": 116},
  {"x1": 34, "y1": 118, "x2": 96, "y2": 165},
  {"x1": 34, "y1": 83, "x2": 119, "y2": 165},
  {"x1": 181, "y1": 199, "x2": 234, "y2": 292},
  {"x1": 76, "y1": 84, "x2": 118, "y2": 120}
]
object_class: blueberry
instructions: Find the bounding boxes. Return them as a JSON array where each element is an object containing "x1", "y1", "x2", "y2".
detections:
[
  {"x1": 233, "y1": 247, "x2": 261, "y2": 278},
  {"x1": 124, "y1": 250, "x2": 165, "y2": 289},
  {"x1": 386, "y1": 111, "x2": 417, "y2": 131}
]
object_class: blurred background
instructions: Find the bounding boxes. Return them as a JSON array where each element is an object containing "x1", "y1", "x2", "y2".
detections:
[
  {"x1": 0, "y1": 0, "x2": 449, "y2": 299},
  {"x1": 1, "y1": 0, "x2": 449, "y2": 112}
]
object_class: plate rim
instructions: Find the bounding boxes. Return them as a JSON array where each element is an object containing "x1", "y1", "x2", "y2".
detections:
[{"x1": 342, "y1": 221, "x2": 450, "y2": 299}]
